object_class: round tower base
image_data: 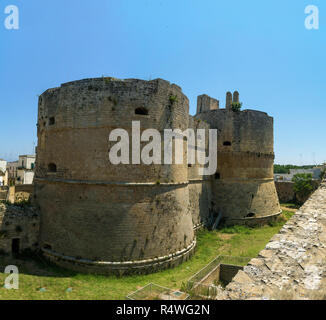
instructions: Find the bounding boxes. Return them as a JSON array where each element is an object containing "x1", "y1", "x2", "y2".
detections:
[
  {"x1": 41, "y1": 240, "x2": 196, "y2": 276},
  {"x1": 222, "y1": 210, "x2": 282, "y2": 227},
  {"x1": 212, "y1": 179, "x2": 282, "y2": 226}
]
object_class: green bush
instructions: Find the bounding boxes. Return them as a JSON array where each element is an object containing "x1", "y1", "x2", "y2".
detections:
[
  {"x1": 274, "y1": 164, "x2": 290, "y2": 174},
  {"x1": 292, "y1": 173, "x2": 313, "y2": 203},
  {"x1": 169, "y1": 95, "x2": 178, "y2": 104},
  {"x1": 231, "y1": 102, "x2": 242, "y2": 112}
]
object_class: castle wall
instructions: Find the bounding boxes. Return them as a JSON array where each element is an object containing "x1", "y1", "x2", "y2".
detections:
[
  {"x1": 34, "y1": 78, "x2": 195, "y2": 274},
  {"x1": 188, "y1": 182, "x2": 211, "y2": 228},
  {"x1": 187, "y1": 116, "x2": 212, "y2": 228},
  {"x1": 196, "y1": 95, "x2": 219, "y2": 114},
  {"x1": 32, "y1": 78, "x2": 281, "y2": 274},
  {"x1": 275, "y1": 180, "x2": 320, "y2": 204},
  {"x1": 275, "y1": 181, "x2": 295, "y2": 203},
  {"x1": 0, "y1": 203, "x2": 39, "y2": 254},
  {"x1": 196, "y1": 107, "x2": 281, "y2": 223}
]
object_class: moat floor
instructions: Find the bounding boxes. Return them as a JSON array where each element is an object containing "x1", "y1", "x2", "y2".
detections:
[{"x1": 0, "y1": 211, "x2": 293, "y2": 300}]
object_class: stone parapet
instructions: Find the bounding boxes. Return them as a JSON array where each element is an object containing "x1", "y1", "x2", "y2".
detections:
[{"x1": 217, "y1": 182, "x2": 326, "y2": 300}]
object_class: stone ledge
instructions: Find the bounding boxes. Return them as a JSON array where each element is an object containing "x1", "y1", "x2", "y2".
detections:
[
  {"x1": 42, "y1": 240, "x2": 196, "y2": 275},
  {"x1": 215, "y1": 178, "x2": 275, "y2": 183},
  {"x1": 34, "y1": 177, "x2": 189, "y2": 187},
  {"x1": 224, "y1": 210, "x2": 282, "y2": 227}
]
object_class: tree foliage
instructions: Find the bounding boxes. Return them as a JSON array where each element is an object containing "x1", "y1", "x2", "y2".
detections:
[
  {"x1": 320, "y1": 169, "x2": 326, "y2": 180},
  {"x1": 292, "y1": 173, "x2": 313, "y2": 203},
  {"x1": 274, "y1": 164, "x2": 315, "y2": 174},
  {"x1": 231, "y1": 102, "x2": 242, "y2": 112}
]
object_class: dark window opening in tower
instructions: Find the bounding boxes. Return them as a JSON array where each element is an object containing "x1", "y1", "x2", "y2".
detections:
[
  {"x1": 12, "y1": 238, "x2": 20, "y2": 255},
  {"x1": 223, "y1": 141, "x2": 232, "y2": 146},
  {"x1": 246, "y1": 212, "x2": 256, "y2": 218},
  {"x1": 49, "y1": 117, "x2": 55, "y2": 125},
  {"x1": 215, "y1": 172, "x2": 220, "y2": 180},
  {"x1": 48, "y1": 163, "x2": 57, "y2": 173},
  {"x1": 135, "y1": 107, "x2": 149, "y2": 115}
]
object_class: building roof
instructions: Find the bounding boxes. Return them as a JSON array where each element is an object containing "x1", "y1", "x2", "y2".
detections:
[
  {"x1": 7, "y1": 161, "x2": 18, "y2": 165},
  {"x1": 19, "y1": 155, "x2": 36, "y2": 158}
]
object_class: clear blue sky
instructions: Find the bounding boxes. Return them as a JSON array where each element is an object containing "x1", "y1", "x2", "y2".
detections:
[{"x1": 1, "y1": 0, "x2": 325, "y2": 165}]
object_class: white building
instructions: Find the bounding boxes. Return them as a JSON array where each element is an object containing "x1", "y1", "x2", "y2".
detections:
[
  {"x1": 0, "y1": 159, "x2": 6, "y2": 173},
  {"x1": 16, "y1": 155, "x2": 36, "y2": 185},
  {"x1": 0, "y1": 159, "x2": 8, "y2": 186},
  {"x1": 18, "y1": 155, "x2": 36, "y2": 170},
  {"x1": 6, "y1": 161, "x2": 19, "y2": 183}
]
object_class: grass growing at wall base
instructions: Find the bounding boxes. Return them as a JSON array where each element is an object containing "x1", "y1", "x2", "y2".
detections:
[{"x1": 0, "y1": 211, "x2": 294, "y2": 300}]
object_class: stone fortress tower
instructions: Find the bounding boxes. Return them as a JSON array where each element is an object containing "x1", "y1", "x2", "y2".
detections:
[
  {"x1": 33, "y1": 77, "x2": 281, "y2": 274},
  {"x1": 34, "y1": 78, "x2": 196, "y2": 274},
  {"x1": 195, "y1": 91, "x2": 281, "y2": 225}
]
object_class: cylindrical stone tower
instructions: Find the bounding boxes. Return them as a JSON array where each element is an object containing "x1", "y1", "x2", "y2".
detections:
[
  {"x1": 196, "y1": 97, "x2": 281, "y2": 226},
  {"x1": 34, "y1": 77, "x2": 195, "y2": 274}
]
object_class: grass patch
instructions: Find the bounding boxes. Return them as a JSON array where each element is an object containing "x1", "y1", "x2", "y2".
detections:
[
  {"x1": 0, "y1": 211, "x2": 294, "y2": 300},
  {"x1": 281, "y1": 202, "x2": 300, "y2": 210},
  {"x1": 282, "y1": 210, "x2": 295, "y2": 220},
  {"x1": 169, "y1": 95, "x2": 178, "y2": 104},
  {"x1": 218, "y1": 225, "x2": 254, "y2": 235}
]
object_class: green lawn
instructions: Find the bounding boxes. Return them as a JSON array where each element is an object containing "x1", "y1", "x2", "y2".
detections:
[
  {"x1": 0, "y1": 211, "x2": 294, "y2": 300},
  {"x1": 281, "y1": 202, "x2": 300, "y2": 210}
]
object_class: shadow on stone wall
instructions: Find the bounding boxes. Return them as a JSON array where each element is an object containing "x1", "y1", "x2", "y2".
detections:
[{"x1": 0, "y1": 252, "x2": 78, "y2": 278}]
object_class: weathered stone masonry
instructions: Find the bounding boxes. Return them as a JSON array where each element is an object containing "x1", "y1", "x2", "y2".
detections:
[
  {"x1": 275, "y1": 180, "x2": 320, "y2": 204},
  {"x1": 196, "y1": 92, "x2": 281, "y2": 225},
  {"x1": 31, "y1": 77, "x2": 280, "y2": 274},
  {"x1": 34, "y1": 78, "x2": 196, "y2": 274},
  {"x1": 0, "y1": 204, "x2": 39, "y2": 255}
]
